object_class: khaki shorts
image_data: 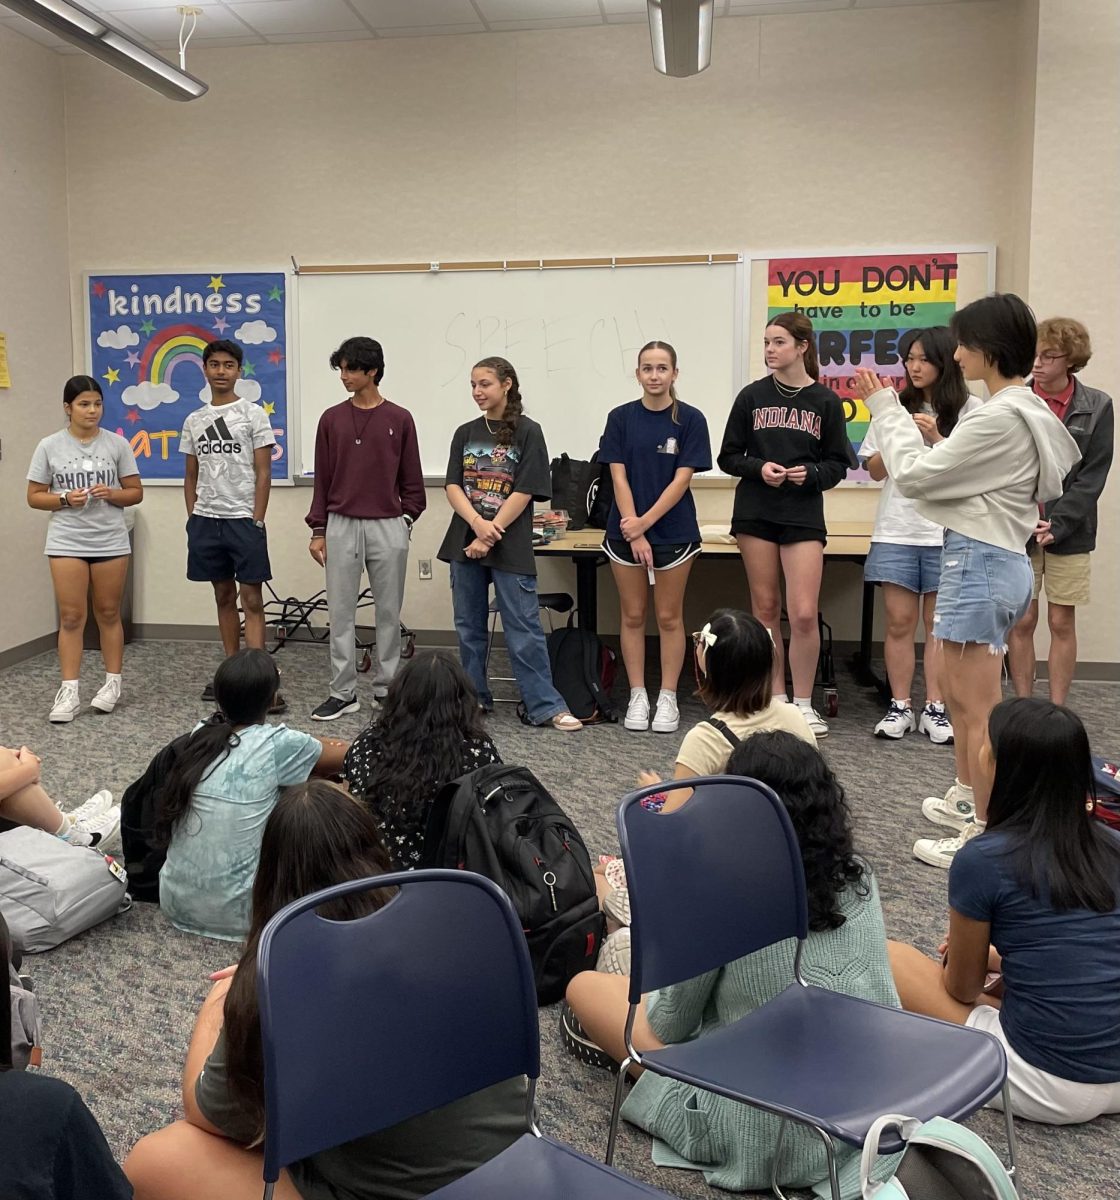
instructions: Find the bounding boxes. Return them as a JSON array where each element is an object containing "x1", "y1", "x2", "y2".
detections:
[{"x1": 1030, "y1": 544, "x2": 1091, "y2": 606}]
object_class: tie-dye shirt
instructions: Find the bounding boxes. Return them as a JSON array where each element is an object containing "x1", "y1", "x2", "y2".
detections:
[{"x1": 159, "y1": 723, "x2": 322, "y2": 941}]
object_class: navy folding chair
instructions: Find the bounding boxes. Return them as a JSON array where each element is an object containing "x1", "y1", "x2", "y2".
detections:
[
  {"x1": 605, "y1": 776, "x2": 1017, "y2": 1199},
  {"x1": 256, "y1": 868, "x2": 676, "y2": 1200}
]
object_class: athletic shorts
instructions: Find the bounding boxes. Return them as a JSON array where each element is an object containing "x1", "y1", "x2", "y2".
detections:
[
  {"x1": 187, "y1": 514, "x2": 272, "y2": 584},
  {"x1": 731, "y1": 518, "x2": 826, "y2": 546},
  {"x1": 967, "y1": 1004, "x2": 1120, "y2": 1125},
  {"x1": 1029, "y1": 544, "x2": 1091, "y2": 606},
  {"x1": 603, "y1": 539, "x2": 701, "y2": 571},
  {"x1": 933, "y1": 531, "x2": 1031, "y2": 652},
  {"x1": 47, "y1": 554, "x2": 128, "y2": 566},
  {"x1": 864, "y1": 541, "x2": 942, "y2": 595}
]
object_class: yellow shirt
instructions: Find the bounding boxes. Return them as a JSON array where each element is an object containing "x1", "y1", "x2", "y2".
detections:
[{"x1": 675, "y1": 699, "x2": 816, "y2": 776}]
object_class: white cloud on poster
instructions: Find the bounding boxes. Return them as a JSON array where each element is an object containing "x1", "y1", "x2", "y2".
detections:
[
  {"x1": 198, "y1": 379, "x2": 262, "y2": 404},
  {"x1": 97, "y1": 324, "x2": 140, "y2": 349},
  {"x1": 234, "y1": 320, "x2": 276, "y2": 345},
  {"x1": 122, "y1": 381, "x2": 179, "y2": 411}
]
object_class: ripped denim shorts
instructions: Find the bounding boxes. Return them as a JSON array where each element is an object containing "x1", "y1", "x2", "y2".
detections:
[{"x1": 933, "y1": 530, "x2": 1033, "y2": 652}]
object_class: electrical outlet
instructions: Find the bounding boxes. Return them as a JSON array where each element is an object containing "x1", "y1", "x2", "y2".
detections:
[{"x1": 418, "y1": 559, "x2": 432, "y2": 580}]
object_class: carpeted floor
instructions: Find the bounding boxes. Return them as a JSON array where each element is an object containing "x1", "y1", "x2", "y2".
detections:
[{"x1": 3, "y1": 636, "x2": 1119, "y2": 1198}]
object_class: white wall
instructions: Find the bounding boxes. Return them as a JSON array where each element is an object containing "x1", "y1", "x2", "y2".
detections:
[
  {"x1": 0, "y1": 0, "x2": 1103, "y2": 664},
  {"x1": 0, "y1": 26, "x2": 72, "y2": 658}
]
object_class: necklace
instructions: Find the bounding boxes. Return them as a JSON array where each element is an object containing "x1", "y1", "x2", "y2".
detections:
[
  {"x1": 349, "y1": 399, "x2": 381, "y2": 445},
  {"x1": 484, "y1": 415, "x2": 506, "y2": 437},
  {"x1": 772, "y1": 376, "x2": 807, "y2": 400}
]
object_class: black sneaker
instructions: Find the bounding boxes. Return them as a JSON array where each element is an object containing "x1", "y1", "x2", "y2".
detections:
[
  {"x1": 558, "y1": 1001, "x2": 618, "y2": 1073},
  {"x1": 268, "y1": 692, "x2": 288, "y2": 716},
  {"x1": 311, "y1": 695, "x2": 360, "y2": 721},
  {"x1": 201, "y1": 681, "x2": 215, "y2": 702}
]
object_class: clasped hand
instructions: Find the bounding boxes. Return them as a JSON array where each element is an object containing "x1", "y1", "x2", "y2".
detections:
[{"x1": 762, "y1": 463, "x2": 807, "y2": 487}]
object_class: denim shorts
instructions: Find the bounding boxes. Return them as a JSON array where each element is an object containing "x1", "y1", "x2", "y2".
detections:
[
  {"x1": 865, "y1": 541, "x2": 942, "y2": 595},
  {"x1": 933, "y1": 531, "x2": 1033, "y2": 651}
]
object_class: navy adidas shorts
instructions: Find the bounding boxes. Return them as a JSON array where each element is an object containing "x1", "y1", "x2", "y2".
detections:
[{"x1": 186, "y1": 515, "x2": 272, "y2": 584}]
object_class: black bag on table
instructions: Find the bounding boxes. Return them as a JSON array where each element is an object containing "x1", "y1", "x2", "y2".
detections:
[
  {"x1": 550, "y1": 451, "x2": 614, "y2": 532},
  {"x1": 422, "y1": 764, "x2": 605, "y2": 1005}
]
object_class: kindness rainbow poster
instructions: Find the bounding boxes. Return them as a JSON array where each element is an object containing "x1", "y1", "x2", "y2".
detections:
[
  {"x1": 766, "y1": 253, "x2": 959, "y2": 485},
  {"x1": 86, "y1": 271, "x2": 289, "y2": 482}
]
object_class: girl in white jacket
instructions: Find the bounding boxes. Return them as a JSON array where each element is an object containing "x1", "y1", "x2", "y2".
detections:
[{"x1": 854, "y1": 293, "x2": 1079, "y2": 870}]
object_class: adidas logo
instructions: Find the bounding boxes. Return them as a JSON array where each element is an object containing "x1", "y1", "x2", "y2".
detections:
[{"x1": 197, "y1": 414, "x2": 243, "y2": 455}]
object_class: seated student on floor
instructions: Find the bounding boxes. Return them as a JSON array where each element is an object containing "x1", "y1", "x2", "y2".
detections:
[
  {"x1": 157, "y1": 649, "x2": 347, "y2": 942},
  {"x1": 889, "y1": 697, "x2": 1120, "y2": 1125},
  {"x1": 565, "y1": 732, "x2": 898, "y2": 1196},
  {"x1": 125, "y1": 780, "x2": 528, "y2": 1200},
  {"x1": 0, "y1": 742, "x2": 120, "y2": 847},
  {"x1": 342, "y1": 652, "x2": 500, "y2": 869},
  {"x1": 1, "y1": 912, "x2": 133, "y2": 1200}
]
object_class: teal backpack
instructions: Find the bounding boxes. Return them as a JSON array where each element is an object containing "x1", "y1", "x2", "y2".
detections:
[{"x1": 861, "y1": 1114, "x2": 1017, "y2": 1199}]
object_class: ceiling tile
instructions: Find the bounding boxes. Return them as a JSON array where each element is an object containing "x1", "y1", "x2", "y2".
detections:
[
  {"x1": 604, "y1": 11, "x2": 648, "y2": 21},
  {"x1": 727, "y1": 0, "x2": 848, "y2": 12},
  {"x1": 476, "y1": 0, "x2": 602, "y2": 21},
  {"x1": 488, "y1": 17, "x2": 607, "y2": 31},
  {"x1": 227, "y1": 0, "x2": 369, "y2": 35},
  {"x1": 347, "y1": 0, "x2": 483, "y2": 27},
  {"x1": 0, "y1": 13, "x2": 72, "y2": 48},
  {"x1": 374, "y1": 23, "x2": 488, "y2": 37},
  {"x1": 101, "y1": 5, "x2": 252, "y2": 39},
  {"x1": 600, "y1": 0, "x2": 647, "y2": 12},
  {"x1": 266, "y1": 28, "x2": 375, "y2": 42}
]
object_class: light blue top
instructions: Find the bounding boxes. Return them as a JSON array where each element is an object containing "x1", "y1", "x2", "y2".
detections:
[
  {"x1": 27, "y1": 428, "x2": 139, "y2": 557},
  {"x1": 159, "y1": 723, "x2": 322, "y2": 942}
]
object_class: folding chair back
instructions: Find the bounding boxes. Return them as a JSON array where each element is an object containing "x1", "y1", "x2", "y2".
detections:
[
  {"x1": 256, "y1": 869, "x2": 539, "y2": 1183},
  {"x1": 618, "y1": 776, "x2": 809, "y2": 998}
]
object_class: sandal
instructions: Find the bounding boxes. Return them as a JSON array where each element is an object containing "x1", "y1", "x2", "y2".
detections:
[{"x1": 551, "y1": 712, "x2": 583, "y2": 731}]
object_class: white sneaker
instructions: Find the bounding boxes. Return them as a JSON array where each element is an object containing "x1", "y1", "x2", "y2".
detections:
[
  {"x1": 60, "y1": 805, "x2": 121, "y2": 849},
  {"x1": 67, "y1": 789, "x2": 114, "y2": 830},
  {"x1": 919, "y1": 702, "x2": 955, "y2": 745},
  {"x1": 49, "y1": 684, "x2": 81, "y2": 724},
  {"x1": 921, "y1": 784, "x2": 976, "y2": 830},
  {"x1": 913, "y1": 818, "x2": 982, "y2": 869},
  {"x1": 596, "y1": 927, "x2": 632, "y2": 976},
  {"x1": 651, "y1": 692, "x2": 680, "y2": 734},
  {"x1": 796, "y1": 704, "x2": 829, "y2": 739},
  {"x1": 874, "y1": 702, "x2": 917, "y2": 740},
  {"x1": 624, "y1": 690, "x2": 650, "y2": 731},
  {"x1": 90, "y1": 676, "x2": 121, "y2": 713}
]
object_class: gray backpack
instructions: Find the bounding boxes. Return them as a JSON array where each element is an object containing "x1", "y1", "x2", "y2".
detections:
[{"x1": 0, "y1": 827, "x2": 130, "y2": 954}]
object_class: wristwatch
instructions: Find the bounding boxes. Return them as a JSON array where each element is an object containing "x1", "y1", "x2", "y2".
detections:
[{"x1": 253, "y1": 519, "x2": 265, "y2": 530}]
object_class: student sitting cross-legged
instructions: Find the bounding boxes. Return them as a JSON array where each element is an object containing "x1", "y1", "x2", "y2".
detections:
[
  {"x1": 125, "y1": 781, "x2": 528, "y2": 1200},
  {"x1": 565, "y1": 733, "x2": 898, "y2": 1196},
  {"x1": 889, "y1": 698, "x2": 1120, "y2": 1125},
  {"x1": 157, "y1": 649, "x2": 348, "y2": 942}
]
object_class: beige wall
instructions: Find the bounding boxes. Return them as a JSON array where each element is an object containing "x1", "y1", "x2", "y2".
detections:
[
  {"x1": 1, "y1": 0, "x2": 1110, "y2": 663},
  {"x1": 1024, "y1": 0, "x2": 1120, "y2": 667},
  {"x1": 0, "y1": 26, "x2": 73, "y2": 658}
]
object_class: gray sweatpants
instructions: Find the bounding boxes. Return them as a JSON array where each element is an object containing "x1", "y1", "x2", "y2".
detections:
[{"x1": 325, "y1": 512, "x2": 410, "y2": 700}]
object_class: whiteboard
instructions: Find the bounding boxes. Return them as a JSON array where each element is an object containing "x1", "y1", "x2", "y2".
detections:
[{"x1": 295, "y1": 261, "x2": 745, "y2": 477}]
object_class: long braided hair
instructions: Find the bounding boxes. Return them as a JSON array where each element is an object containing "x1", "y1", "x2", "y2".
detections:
[{"x1": 474, "y1": 356, "x2": 523, "y2": 447}]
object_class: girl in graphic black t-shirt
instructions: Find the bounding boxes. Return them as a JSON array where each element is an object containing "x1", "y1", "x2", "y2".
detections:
[{"x1": 717, "y1": 312, "x2": 853, "y2": 738}]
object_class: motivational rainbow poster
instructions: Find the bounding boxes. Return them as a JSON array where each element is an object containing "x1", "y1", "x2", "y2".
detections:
[
  {"x1": 87, "y1": 271, "x2": 288, "y2": 482},
  {"x1": 766, "y1": 252, "x2": 959, "y2": 485}
]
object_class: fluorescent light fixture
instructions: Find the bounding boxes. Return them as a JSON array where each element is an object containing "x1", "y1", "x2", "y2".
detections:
[
  {"x1": 2, "y1": 0, "x2": 208, "y2": 101},
  {"x1": 647, "y1": 0, "x2": 714, "y2": 78}
]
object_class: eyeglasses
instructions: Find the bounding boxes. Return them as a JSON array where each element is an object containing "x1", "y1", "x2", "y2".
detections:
[{"x1": 1034, "y1": 351, "x2": 1066, "y2": 364}]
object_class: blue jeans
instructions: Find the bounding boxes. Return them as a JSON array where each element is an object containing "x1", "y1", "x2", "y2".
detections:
[
  {"x1": 934, "y1": 530, "x2": 1033, "y2": 652},
  {"x1": 449, "y1": 560, "x2": 567, "y2": 725}
]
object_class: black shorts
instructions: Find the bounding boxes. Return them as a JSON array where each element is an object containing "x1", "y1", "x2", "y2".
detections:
[
  {"x1": 604, "y1": 538, "x2": 702, "y2": 570},
  {"x1": 47, "y1": 554, "x2": 128, "y2": 565},
  {"x1": 187, "y1": 515, "x2": 272, "y2": 584},
  {"x1": 731, "y1": 519, "x2": 826, "y2": 546}
]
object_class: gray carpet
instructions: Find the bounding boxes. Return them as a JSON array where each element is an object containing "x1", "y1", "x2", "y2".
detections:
[{"x1": 3, "y1": 637, "x2": 1119, "y2": 1199}]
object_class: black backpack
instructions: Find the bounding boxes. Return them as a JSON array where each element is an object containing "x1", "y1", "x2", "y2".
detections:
[
  {"x1": 546, "y1": 620, "x2": 617, "y2": 724},
  {"x1": 120, "y1": 731, "x2": 194, "y2": 902},
  {"x1": 422, "y1": 764, "x2": 605, "y2": 1005}
]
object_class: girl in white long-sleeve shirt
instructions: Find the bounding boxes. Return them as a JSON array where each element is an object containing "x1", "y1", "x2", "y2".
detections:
[{"x1": 854, "y1": 293, "x2": 1079, "y2": 871}]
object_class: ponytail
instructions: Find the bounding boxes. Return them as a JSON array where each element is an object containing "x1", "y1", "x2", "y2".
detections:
[
  {"x1": 474, "y1": 357, "x2": 522, "y2": 448},
  {"x1": 156, "y1": 714, "x2": 239, "y2": 846}
]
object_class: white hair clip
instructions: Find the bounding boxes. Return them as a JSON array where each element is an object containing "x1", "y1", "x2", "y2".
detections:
[{"x1": 695, "y1": 622, "x2": 718, "y2": 649}]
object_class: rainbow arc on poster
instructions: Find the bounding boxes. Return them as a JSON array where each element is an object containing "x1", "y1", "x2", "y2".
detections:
[{"x1": 138, "y1": 323, "x2": 213, "y2": 386}]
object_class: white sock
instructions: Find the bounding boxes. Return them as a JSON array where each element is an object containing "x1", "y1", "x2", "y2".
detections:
[
  {"x1": 893, "y1": 697, "x2": 912, "y2": 708},
  {"x1": 105, "y1": 672, "x2": 121, "y2": 683},
  {"x1": 62, "y1": 679, "x2": 79, "y2": 688},
  {"x1": 954, "y1": 779, "x2": 975, "y2": 800},
  {"x1": 793, "y1": 696, "x2": 814, "y2": 709},
  {"x1": 630, "y1": 687, "x2": 646, "y2": 699},
  {"x1": 658, "y1": 689, "x2": 676, "y2": 701},
  {"x1": 973, "y1": 818, "x2": 986, "y2": 830},
  {"x1": 53, "y1": 813, "x2": 72, "y2": 836}
]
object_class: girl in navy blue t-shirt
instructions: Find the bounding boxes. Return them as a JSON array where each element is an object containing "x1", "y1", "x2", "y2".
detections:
[
  {"x1": 889, "y1": 698, "x2": 1120, "y2": 1124},
  {"x1": 598, "y1": 341, "x2": 712, "y2": 735}
]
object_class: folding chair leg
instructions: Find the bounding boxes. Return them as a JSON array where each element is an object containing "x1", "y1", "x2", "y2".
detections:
[
  {"x1": 770, "y1": 1119, "x2": 791, "y2": 1200},
  {"x1": 262, "y1": 1182, "x2": 275, "y2": 1200},
  {"x1": 777, "y1": 1125, "x2": 840, "y2": 1200},
  {"x1": 1001, "y1": 1078, "x2": 1019, "y2": 1187},
  {"x1": 604, "y1": 1056, "x2": 630, "y2": 1165}
]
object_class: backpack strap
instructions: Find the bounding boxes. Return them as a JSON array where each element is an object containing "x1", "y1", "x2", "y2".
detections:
[
  {"x1": 581, "y1": 633, "x2": 614, "y2": 719},
  {"x1": 707, "y1": 717, "x2": 741, "y2": 748}
]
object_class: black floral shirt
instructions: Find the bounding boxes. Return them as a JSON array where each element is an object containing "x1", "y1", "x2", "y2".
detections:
[{"x1": 342, "y1": 731, "x2": 502, "y2": 868}]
